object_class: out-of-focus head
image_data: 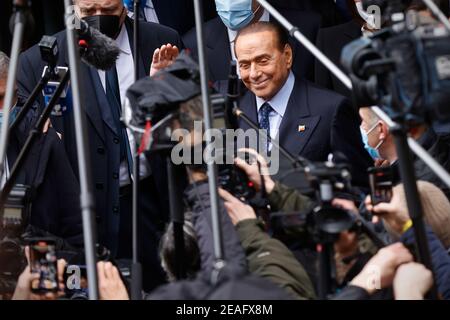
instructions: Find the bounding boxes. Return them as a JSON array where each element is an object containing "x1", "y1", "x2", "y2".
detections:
[
  {"x1": 389, "y1": 181, "x2": 450, "y2": 248},
  {"x1": 159, "y1": 213, "x2": 201, "y2": 282},
  {"x1": 235, "y1": 21, "x2": 292, "y2": 101},
  {"x1": 408, "y1": 0, "x2": 450, "y2": 17}
]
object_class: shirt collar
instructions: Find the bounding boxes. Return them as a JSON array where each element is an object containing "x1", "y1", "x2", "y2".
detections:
[
  {"x1": 145, "y1": 0, "x2": 154, "y2": 9},
  {"x1": 115, "y1": 23, "x2": 132, "y2": 55},
  {"x1": 227, "y1": 9, "x2": 270, "y2": 44},
  {"x1": 255, "y1": 71, "x2": 295, "y2": 117}
]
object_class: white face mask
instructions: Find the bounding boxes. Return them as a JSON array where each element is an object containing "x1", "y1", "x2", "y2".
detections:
[{"x1": 355, "y1": 1, "x2": 379, "y2": 30}]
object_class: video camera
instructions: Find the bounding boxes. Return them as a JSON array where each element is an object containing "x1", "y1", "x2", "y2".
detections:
[
  {"x1": 124, "y1": 52, "x2": 256, "y2": 203},
  {"x1": 341, "y1": 0, "x2": 450, "y2": 127},
  {"x1": 0, "y1": 185, "x2": 32, "y2": 294},
  {"x1": 270, "y1": 157, "x2": 357, "y2": 245}
]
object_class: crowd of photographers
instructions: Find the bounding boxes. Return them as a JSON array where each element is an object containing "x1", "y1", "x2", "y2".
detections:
[{"x1": 1, "y1": 0, "x2": 450, "y2": 300}]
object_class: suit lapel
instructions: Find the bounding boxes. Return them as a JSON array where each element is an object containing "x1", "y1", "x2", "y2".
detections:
[
  {"x1": 278, "y1": 80, "x2": 321, "y2": 156},
  {"x1": 86, "y1": 65, "x2": 118, "y2": 136},
  {"x1": 238, "y1": 90, "x2": 258, "y2": 131},
  {"x1": 61, "y1": 33, "x2": 107, "y2": 142}
]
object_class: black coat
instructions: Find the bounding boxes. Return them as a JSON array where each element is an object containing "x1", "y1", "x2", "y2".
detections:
[
  {"x1": 151, "y1": 0, "x2": 217, "y2": 36},
  {"x1": 16, "y1": 18, "x2": 182, "y2": 254},
  {"x1": 182, "y1": 6, "x2": 321, "y2": 84},
  {"x1": 238, "y1": 79, "x2": 372, "y2": 189},
  {"x1": 185, "y1": 181, "x2": 248, "y2": 276},
  {"x1": 315, "y1": 20, "x2": 362, "y2": 99}
]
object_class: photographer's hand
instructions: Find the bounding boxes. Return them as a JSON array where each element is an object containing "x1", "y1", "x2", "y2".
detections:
[
  {"x1": 350, "y1": 243, "x2": 413, "y2": 295},
  {"x1": 97, "y1": 261, "x2": 129, "y2": 300},
  {"x1": 393, "y1": 262, "x2": 433, "y2": 300},
  {"x1": 235, "y1": 148, "x2": 275, "y2": 194},
  {"x1": 365, "y1": 194, "x2": 410, "y2": 235},
  {"x1": 12, "y1": 264, "x2": 40, "y2": 300},
  {"x1": 12, "y1": 247, "x2": 66, "y2": 300},
  {"x1": 219, "y1": 188, "x2": 257, "y2": 226}
]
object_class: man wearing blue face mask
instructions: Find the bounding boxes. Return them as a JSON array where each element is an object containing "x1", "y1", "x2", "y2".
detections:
[
  {"x1": 183, "y1": 0, "x2": 322, "y2": 87},
  {"x1": 359, "y1": 107, "x2": 450, "y2": 200}
]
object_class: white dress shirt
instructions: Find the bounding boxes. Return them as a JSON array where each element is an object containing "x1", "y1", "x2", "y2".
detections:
[
  {"x1": 98, "y1": 24, "x2": 151, "y2": 186},
  {"x1": 255, "y1": 71, "x2": 295, "y2": 151}
]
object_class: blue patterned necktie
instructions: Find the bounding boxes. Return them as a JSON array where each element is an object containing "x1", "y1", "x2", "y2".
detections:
[{"x1": 259, "y1": 102, "x2": 273, "y2": 152}]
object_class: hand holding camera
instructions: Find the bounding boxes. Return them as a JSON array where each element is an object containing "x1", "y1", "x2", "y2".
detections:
[
  {"x1": 12, "y1": 245, "x2": 66, "y2": 300},
  {"x1": 234, "y1": 148, "x2": 275, "y2": 194}
]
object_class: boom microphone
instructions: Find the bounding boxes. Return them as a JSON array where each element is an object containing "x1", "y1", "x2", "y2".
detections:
[{"x1": 77, "y1": 18, "x2": 120, "y2": 70}]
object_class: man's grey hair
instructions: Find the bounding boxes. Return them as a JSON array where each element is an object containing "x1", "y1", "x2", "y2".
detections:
[{"x1": 0, "y1": 51, "x2": 10, "y2": 80}]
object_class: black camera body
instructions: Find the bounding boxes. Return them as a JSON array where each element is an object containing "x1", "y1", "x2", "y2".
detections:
[
  {"x1": 270, "y1": 158, "x2": 356, "y2": 245},
  {"x1": 341, "y1": 0, "x2": 450, "y2": 127},
  {"x1": 0, "y1": 185, "x2": 32, "y2": 294}
]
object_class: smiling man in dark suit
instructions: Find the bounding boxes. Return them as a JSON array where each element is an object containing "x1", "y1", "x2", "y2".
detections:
[
  {"x1": 16, "y1": 0, "x2": 182, "y2": 291},
  {"x1": 235, "y1": 21, "x2": 372, "y2": 189},
  {"x1": 183, "y1": 0, "x2": 321, "y2": 87}
]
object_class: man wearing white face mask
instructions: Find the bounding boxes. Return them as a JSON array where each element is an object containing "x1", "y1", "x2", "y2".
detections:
[{"x1": 183, "y1": 0, "x2": 322, "y2": 87}]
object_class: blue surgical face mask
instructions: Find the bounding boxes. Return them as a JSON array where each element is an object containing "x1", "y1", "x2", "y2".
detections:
[
  {"x1": 123, "y1": 0, "x2": 146, "y2": 12},
  {"x1": 215, "y1": 0, "x2": 256, "y2": 31},
  {"x1": 360, "y1": 122, "x2": 383, "y2": 160}
]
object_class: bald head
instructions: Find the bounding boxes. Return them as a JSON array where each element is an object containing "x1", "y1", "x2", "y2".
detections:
[
  {"x1": 359, "y1": 107, "x2": 380, "y2": 128},
  {"x1": 0, "y1": 51, "x2": 11, "y2": 109},
  {"x1": 0, "y1": 52, "x2": 9, "y2": 80}
]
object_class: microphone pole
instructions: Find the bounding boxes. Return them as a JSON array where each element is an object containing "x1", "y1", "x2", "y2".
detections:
[
  {"x1": 64, "y1": 0, "x2": 99, "y2": 300},
  {"x1": 255, "y1": 0, "x2": 438, "y2": 298},
  {"x1": 0, "y1": 0, "x2": 31, "y2": 185},
  {"x1": 193, "y1": 0, "x2": 225, "y2": 284},
  {"x1": 130, "y1": 0, "x2": 143, "y2": 300}
]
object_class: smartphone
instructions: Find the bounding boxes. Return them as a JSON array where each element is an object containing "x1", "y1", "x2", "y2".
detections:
[
  {"x1": 29, "y1": 239, "x2": 58, "y2": 293},
  {"x1": 368, "y1": 166, "x2": 393, "y2": 206}
]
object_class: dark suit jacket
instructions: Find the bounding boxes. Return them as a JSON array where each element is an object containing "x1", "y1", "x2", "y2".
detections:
[
  {"x1": 16, "y1": 18, "x2": 182, "y2": 254},
  {"x1": 314, "y1": 20, "x2": 362, "y2": 99},
  {"x1": 182, "y1": 7, "x2": 321, "y2": 83},
  {"x1": 238, "y1": 78, "x2": 372, "y2": 188},
  {"x1": 152, "y1": 0, "x2": 217, "y2": 36}
]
